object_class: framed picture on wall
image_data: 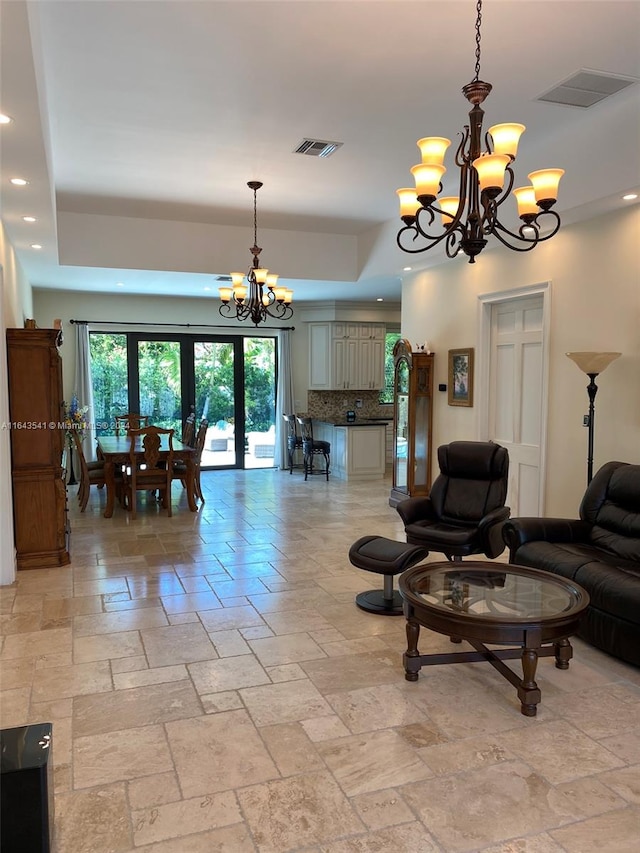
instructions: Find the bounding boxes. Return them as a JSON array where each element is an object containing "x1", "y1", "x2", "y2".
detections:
[{"x1": 448, "y1": 348, "x2": 474, "y2": 407}]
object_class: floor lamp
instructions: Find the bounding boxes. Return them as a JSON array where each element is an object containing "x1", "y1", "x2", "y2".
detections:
[{"x1": 566, "y1": 352, "x2": 621, "y2": 484}]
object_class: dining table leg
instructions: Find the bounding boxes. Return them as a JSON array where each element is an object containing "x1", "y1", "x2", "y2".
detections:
[
  {"x1": 185, "y1": 458, "x2": 198, "y2": 512},
  {"x1": 104, "y1": 460, "x2": 116, "y2": 518}
]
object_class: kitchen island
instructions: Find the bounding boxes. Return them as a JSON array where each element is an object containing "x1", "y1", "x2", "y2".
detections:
[{"x1": 313, "y1": 420, "x2": 387, "y2": 481}]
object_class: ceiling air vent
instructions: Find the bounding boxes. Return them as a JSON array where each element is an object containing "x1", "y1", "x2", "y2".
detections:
[
  {"x1": 294, "y1": 138, "x2": 343, "y2": 158},
  {"x1": 215, "y1": 275, "x2": 232, "y2": 282},
  {"x1": 537, "y1": 70, "x2": 637, "y2": 108}
]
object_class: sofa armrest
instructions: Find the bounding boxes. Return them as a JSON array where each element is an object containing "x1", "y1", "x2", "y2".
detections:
[
  {"x1": 502, "y1": 517, "x2": 592, "y2": 561},
  {"x1": 396, "y1": 497, "x2": 436, "y2": 526}
]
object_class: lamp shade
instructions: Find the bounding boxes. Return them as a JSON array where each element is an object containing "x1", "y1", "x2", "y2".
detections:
[
  {"x1": 411, "y1": 163, "x2": 446, "y2": 199},
  {"x1": 438, "y1": 196, "x2": 460, "y2": 224},
  {"x1": 396, "y1": 187, "x2": 421, "y2": 219},
  {"x1": 417, "y1": 137, "x2": 451, "y2": 165},
  {"x1": 513, "y1": 186, "x2": 539, "y2": 218},
  {"x1": 529, "y1": 168, "x2": 564, "y2": 203},
  {"x1": 488, "y1": 123, "x2": 525, "y2": 159},
  {"x1": 566, "y1": 352, "x2": 621, "y2": 374},
  {"x1": 473, "y1": 153, "x2": 510, "y2": 192}
]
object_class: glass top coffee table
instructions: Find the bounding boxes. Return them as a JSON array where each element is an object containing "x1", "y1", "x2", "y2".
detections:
[{"x1": 399, "y1": 561, "x2": 590, "y2": 716}]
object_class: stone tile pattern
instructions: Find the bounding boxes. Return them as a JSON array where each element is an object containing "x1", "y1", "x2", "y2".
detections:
[{"x1": 1, "y1": 470, "x2": 639, "y2": 853}]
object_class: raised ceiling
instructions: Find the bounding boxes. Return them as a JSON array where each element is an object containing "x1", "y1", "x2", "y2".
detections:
[{"x1": 1, "y1": 0, "x2": 639, "y2": 303}]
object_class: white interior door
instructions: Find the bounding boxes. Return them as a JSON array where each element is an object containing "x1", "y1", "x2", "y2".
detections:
[{"x1": 489, "y1": 295, "x2": 545, "y2": 516}]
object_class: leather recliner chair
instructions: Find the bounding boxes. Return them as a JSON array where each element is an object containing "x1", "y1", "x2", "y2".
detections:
[{"x1": 396, "y1": 440, "x2": 510, "y2": 561}]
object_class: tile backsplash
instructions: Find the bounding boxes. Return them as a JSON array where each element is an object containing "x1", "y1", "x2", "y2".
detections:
[{"x1": 305, "y1": 390, "x2": 394, "y2": 422}]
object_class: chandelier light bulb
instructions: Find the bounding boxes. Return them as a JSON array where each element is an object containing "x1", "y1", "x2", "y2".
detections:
[
  {"x1": 473, "y1": 153, "x2": 510, "y2": 193},
  {"x1": 513, "y1": 186, "x2": 539, "y2": 219},
  {"x1": 411, "y1": 163, "x2": 446, "y2": 200},
  {"x1": 438, "y1": 197, "x2": 460, "y2": 223},
  {"x1": 528, "y1": 168, "x2": 565, "y2": 206},
  {"x1": 284, "y1": 290, "x2": 293, "y2": 304},
  {"x1": 417, "y1": 137, "x2": 451, "y2": 166},
  {"x1": 396, "y1": 188, "x2": 420, "y2": 222},
  {"x1": 266, "y1": 273, "x2": 279, "y2": 289},
  {"x1": 234, "y1": 284, "x2": 247, "y2": 302},
  {"x1": 488, "y1": 123, "x2": 525, "y2": 159},
  {"x1": 218, "y1": 287, "x2": 232, "y2": 303}
]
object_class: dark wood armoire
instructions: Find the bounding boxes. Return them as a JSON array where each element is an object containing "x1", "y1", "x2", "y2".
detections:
[{"x1": 6, "y1": 327, "x2": 70, "y2": 569}]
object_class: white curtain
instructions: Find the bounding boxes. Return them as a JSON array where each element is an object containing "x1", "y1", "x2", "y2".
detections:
[
  {"x1": 74, "y1": 322, "x2": 96, "y2": 461},
  {"x1": 274, "y1": 330, "x2": 295, "y2": 470}
]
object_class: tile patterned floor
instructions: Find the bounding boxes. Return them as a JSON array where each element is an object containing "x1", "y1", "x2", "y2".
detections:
[{"x1": 1, "y1": 469, "x2": 639, "y2": 852}]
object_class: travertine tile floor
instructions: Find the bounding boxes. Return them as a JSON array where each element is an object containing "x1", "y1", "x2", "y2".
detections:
[{"x1": 1, "y1": 469, "x2": 639, "y2": 852}]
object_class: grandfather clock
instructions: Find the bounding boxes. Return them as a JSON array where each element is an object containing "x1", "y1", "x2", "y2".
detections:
[{"x1": 389, "y1": 339, "x2": 434, "y2": 507}]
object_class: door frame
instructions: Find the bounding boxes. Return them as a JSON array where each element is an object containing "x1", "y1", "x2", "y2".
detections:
[{"x1": 476, "y1": 281, "x2": 552, "y2": 516}]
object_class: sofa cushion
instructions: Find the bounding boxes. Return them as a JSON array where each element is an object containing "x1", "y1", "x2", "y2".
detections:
[{"x1": 514, "y1": 541, "x2": 640, "y2": 623}]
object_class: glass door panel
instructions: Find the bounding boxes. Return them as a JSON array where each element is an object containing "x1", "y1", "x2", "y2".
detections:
[
  {"x1": 194, "y1": 340, "x2": 237, "y2": 468},
  {"x1": 136, "y1": 340, "x2": 183, "y2": 434},
  {"x1": 243, "y1": 337, "x2": 276, "y2": 470},
  {"x1": 89, "y1": 333, "x2": 129, "y2": 437}
]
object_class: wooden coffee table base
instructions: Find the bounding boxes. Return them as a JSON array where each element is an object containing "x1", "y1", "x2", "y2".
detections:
[{"x1": 404, "y1": 620, "x2": 573, "y2": 716}]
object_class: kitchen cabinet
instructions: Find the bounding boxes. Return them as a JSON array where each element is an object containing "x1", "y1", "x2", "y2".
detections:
[
  {"x1": 6, "y1": 327, "x2": 70, "y2": 569},
  {"x1": 308, "y1": 322, "x2": 386, "y2": 390},
  {"x1": 314, "y1": 421, "x2": 386, "y2": 481},
  {"x1": 389, "y1": 339, "x2": 434, "y2": 507}
]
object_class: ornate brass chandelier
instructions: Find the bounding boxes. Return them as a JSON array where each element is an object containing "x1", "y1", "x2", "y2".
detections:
[
  {"x1": 396, "y1": 0, "x2": 564, "y2": 264},
  {"x1": 219, "y1": 181, "x2": 293, "y2": 326}
]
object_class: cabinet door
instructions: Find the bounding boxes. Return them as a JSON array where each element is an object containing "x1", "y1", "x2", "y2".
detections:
[
  {"x1": 358, "y1": 324, "x2": 385, "y2": 341},
  {"x1": 308, "y1": 323, "x2": 333, "y2": 389},
  {"x1": 333, "y1": 322, "x2": 359, "y2": 339},
  {"x1": 358, "y1": 338, "x2": 385, "y2": 390},
  {"x1": 334, "y1": 338, "x2": 358, "y2": 389}
]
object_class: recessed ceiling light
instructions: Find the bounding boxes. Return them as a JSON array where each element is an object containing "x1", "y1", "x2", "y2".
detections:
[
  {"x1": 0, "y1": 114, "x2": 12, "y2": 124},
  {"x1": 31, "y1": 244, "x2": 42, "y2": 250},
  {"x1": 376, "y1": 298, "x2": 384, "y2": 302},
  {"x1": 115, "y1": 282, "x2": 125, "y2": 287},
  {"x1": 204, "y1": 287, "x2": 211, "y2": 292},
  {"x1": 10, "y1": 178, "x2": 28, "y2": 186},
  {"x1": 622, "y1": 193, "x2": 638, "y2": 201},
  {"x1": 22, "y1": 216, "x2": 36, "y2": 222},
  {"x1": 403, "y1": 266, "x2": 412, "y2": 271}
]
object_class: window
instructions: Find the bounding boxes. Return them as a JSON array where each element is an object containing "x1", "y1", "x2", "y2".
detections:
[{"x1": 379, "y1": 329, "x2": 402, "y2": 404}]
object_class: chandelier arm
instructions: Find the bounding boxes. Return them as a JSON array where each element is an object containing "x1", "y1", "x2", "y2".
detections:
[
  {"x1": 487, "y1": 210, "x2": 561, "y2": 252},
  {"x1": 455, "y1": 127, "x2": 471, "y2": 167},
  {"x1": 414, "y1": 203, "x2": 466, "y2": 244},
  {"x1": 397, "y1": 223, "x2": 462, "y2": 255}
]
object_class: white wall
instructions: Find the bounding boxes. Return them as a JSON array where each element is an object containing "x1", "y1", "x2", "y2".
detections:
[
  {"x1": 401, "y1": 204, "x2": 640, "y2": 515},
  {"x1": 1, "y1": 221, "x2": 34, "y2": 585}
]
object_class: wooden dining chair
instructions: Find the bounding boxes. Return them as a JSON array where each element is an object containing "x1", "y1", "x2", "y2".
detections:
[
  {"x1": 114, "y1": 413, "x2": 150, "y2": 436},
  {"x1": 182, "y1": 412, "x2": 196, "y2": 447},
  {"x1": 73, "y1": 431, "x2": 106, "y2": 512},
  {"x1": 173, "y1": 418, "x2": 208, "y2": 504},
  {"x1": 122, "y1": 426, "x2": 174, "y2": 519}
]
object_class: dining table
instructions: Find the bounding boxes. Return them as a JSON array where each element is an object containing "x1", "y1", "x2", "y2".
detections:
[{"x1": 97, "y1": 434, "x2": 198, "y2": 518}]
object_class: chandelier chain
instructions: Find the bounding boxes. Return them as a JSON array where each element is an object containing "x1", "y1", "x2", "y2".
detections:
[
  {"x1": 473, "y1": 0, "x2": 483, "y2": 82},
  {"x1": 253, "y1": 186, "x2": 258, "y2": 247}
]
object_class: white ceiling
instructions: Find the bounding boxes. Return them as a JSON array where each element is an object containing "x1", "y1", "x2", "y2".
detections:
[{"x1": 1, "y1": 0, "x2": 639, "y2": 305}]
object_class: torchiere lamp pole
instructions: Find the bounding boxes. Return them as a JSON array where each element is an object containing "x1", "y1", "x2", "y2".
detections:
[{"x1": 566, "y1": 352, "x2": 621, "y2": 484}]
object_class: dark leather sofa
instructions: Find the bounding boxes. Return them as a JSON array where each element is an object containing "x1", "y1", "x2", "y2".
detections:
[{"x1": 503, "y1": 461, "x2": 640, "y2": 667}]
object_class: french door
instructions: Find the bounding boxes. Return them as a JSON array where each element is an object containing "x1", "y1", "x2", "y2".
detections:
[{"x1": 90, "y1": 331, "x2": 276, "y2": 469}]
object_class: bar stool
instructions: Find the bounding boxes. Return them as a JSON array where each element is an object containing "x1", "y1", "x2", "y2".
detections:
[
  {"x1": 296, "y1": 417, "x2": 330, "y2": 481},
  {"x1": 283, "y1": 414, "x2": 303, "y2": 473}
]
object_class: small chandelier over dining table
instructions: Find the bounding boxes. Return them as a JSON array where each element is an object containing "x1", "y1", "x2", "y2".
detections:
[
  {"x1": 219, "y1": 181, "x2": 293, "y2": 326},
  {"x1": 396, "y1": 0, "x2": 564, "y2": 264}
]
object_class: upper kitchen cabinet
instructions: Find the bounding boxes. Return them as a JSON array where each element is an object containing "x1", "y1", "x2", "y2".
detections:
[{"x1": 308, "y1": 322, "x2": 386, "y2": 390}]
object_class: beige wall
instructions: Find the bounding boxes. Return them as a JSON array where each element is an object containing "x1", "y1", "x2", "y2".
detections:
[
  {"x1": 401, "y1": 204, "x2": 640, "y2": 515},
  {"x1": 1, "y1": 221, "x2": 34, "y2": 585}
]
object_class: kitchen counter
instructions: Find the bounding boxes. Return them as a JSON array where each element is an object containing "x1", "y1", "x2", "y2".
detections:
[{"x1": 312, "y1": 420, "x2": 387, "y2": 480}]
